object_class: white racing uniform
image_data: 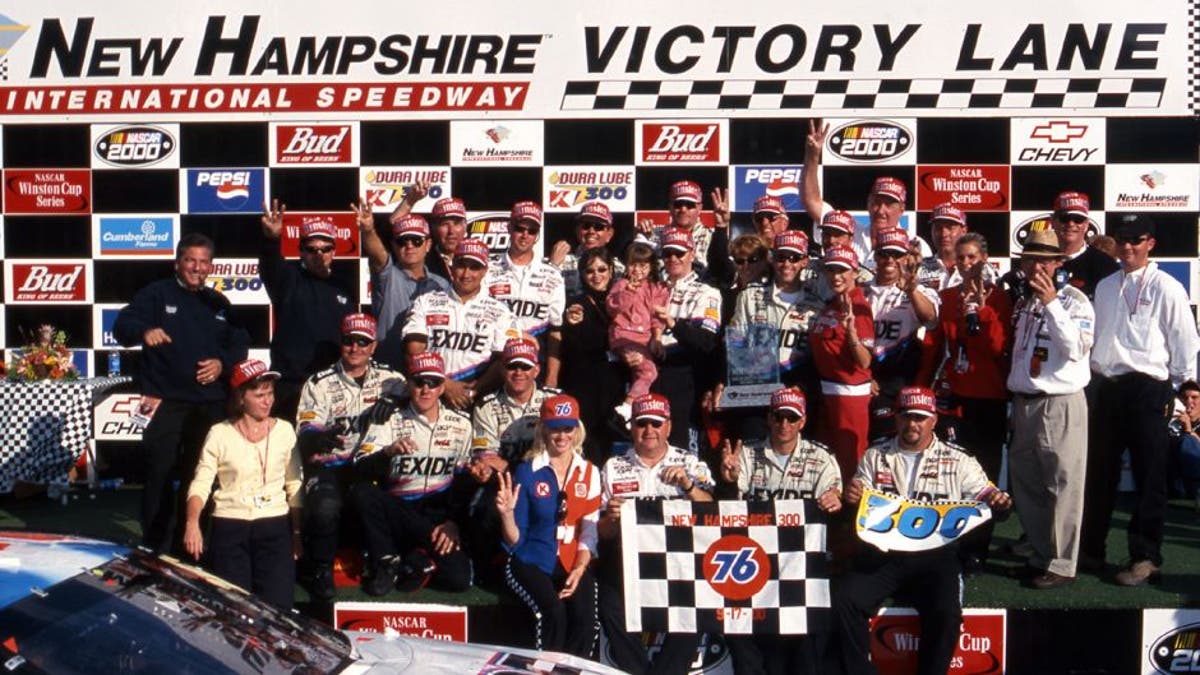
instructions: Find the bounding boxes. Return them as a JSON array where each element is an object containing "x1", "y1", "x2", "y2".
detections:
[
  {"x1": 471, "y1": 387, "x2": 558, "y2": 464},
  {"x1": 403, "y1": 289, "x2": 519, "y2": 381},
  {"x1": 485, "y1": 253, "x2": 566, "y2": 339},
  {"x1": 357, "y1": 404, "x2": 473, "y2": 501},
  {"x1": 855, "y1": 435, "x2": 996, "y2": 503},
  {"x1": 732, "y1": 438, "x2": 842, "y2": 501},
  {"x1": 295, "y1": 361, "x2": 405, "y2": 467}
]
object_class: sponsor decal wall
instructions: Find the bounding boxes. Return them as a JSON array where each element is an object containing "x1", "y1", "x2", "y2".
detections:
[{"x1": 1143, "y1": 610, "x2": 1200, "y2": 675}]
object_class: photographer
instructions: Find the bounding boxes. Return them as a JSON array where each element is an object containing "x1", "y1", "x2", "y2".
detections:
[{"x1": 1006, "y1": 228, "x2": 1094, "y2": 589}]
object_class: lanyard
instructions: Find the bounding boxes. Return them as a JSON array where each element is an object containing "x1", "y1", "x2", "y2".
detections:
[{"x1": 1121, "y1": 269, "x2": 1148, "y2": 318}]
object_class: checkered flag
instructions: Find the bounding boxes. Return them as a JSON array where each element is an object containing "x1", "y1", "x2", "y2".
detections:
[{"x1": 620, "y1": 499, "x2": 831, "y2": 635}]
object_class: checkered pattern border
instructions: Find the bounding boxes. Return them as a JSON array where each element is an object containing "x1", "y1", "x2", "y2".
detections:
[
  {"x1": 1190, "y1": 0, "x2": 1200, "y2": 114},
  {"x1": 622, "y1": 498, "x2": 830, "y2": 635},
  {"x1": 562, "y1": 78, "x2": 1167, "y2": 111},
  {"x1": 0, "y1": 377, "x2": 128, "y2": 491}
]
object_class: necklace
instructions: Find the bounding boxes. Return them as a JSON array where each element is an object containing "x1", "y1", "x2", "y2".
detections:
[{"x1": 237, "y1": 418, "x2": 272, "y2": 486}]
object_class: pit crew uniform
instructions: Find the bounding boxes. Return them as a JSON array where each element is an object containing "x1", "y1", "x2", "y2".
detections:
[
  {"x1": 718, "y1": 438, "x2": 841, "y2": 675},
  {"x1": 402, "y1": 289, "x2": 518, "y2": 382},
  {"x1": 485, "y1": 253, "x2": 566, "y2": 357},
  {"x1": 655, "y1": 271, "x2": 723, "y2": 451},
  {"x1": 295, "y1": 360, "x2": 405, "y2": 579},
  {"x1": 598, "y1": 445, "x2": 716, "y2": 675},
  {"x1": 865, "y1": 282, "x2": 940, "y2": 438},
  {"x1": 809, "y1": 288, "x2": 876, "y2": 483},
  {"x1": 835, "y1": 436, "x2": 997, "y2": 675},
  {"x1": 352, "y1": 404, "x2": 475, "y2": 591}
]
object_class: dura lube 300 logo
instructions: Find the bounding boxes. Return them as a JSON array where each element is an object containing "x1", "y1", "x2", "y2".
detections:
[
  {"x1": 827, "y1": 120, "x2": 913, "y2": 163},
  {"x1": 93, "y1": 124, "x2": 178, "y2": 168}
]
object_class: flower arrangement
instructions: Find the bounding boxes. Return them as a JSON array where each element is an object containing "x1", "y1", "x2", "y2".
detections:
[{"x1": 6, "y1": 324, "x2": 80, "y2": 382}]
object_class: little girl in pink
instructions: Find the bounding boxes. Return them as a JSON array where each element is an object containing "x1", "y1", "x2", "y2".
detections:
[{"x1": 606, "y1": 242, "x2": 669, "y2": 419}]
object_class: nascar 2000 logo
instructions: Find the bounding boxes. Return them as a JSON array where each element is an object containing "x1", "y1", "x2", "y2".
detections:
[
  {"x1": 543, "y1": 166, "x2": 634, "y2": 211},
  {"x1": 825, "y1": 120, "x2": 914, "y2": 164},
  {"x1": 91, "y1": 124, "x2": 179, "y2": 169}
]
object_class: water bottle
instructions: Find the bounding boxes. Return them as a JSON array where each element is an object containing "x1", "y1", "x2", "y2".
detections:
[
  {"x1": 95, "y1": 478, "x2": 124, "y2": 490},
  {"x1": 107, "y1": 351, "x2": 121, "y2": 376},
  {"x1": 964, "y1": 300, "x2": 981, "y2": 336}
]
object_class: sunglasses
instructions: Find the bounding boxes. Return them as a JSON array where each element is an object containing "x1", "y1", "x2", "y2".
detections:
[
  {"x1": 661, "y1": 249, "x2": 688, "y2": 259},
  {"x1": 672, "y1": 200, "x2": 698, "y2": 210},
  {"x1": 774, "y1": 253, "x2": 805, "y2": 264},
  {"x1": 505, "y1": 362, "x2": 535, "y2": 371},
  {"x1": 771, "y1": 411, "x2": 802, "y2": 424},
  {"x1": 875, "y1": 250, "x2": 906, "y2": 259},
  {"x1": 411, "y1": 376, "x2": 444, "y2": 389},
  {"x1": 341, "y1": 336, "x2": 373, "y2": 348},
  {"x1": 395, "y1": 236, "x2": 426, "y2": 248},
  {"x1": 452, "y1": 259, "x2": 487, "y2": 271},
  {"x1": 303, "y1": 246, "x2": 335, "y2": 255},
  {"x1": 585, "y1": 266, "x2": 611, "y2": 275},
  {"x1": 634, "y1": 419, "x2": 665, "y2": 428},
  {"x1": 579, "y1": 221, "x2": 611, "y2": 232},
  {"x1": 510, "y1": 224, "x2": 540, "y2": 236},
  {"x1": 1055, "y1": 214, "x2": 1088, "y2": 225},
  {"x1": 733, "y1": 254, "x2": 764, "y2": 266},
  {"x1": 1117, "y1": 235, "x2": 1149, "y2": 245}
]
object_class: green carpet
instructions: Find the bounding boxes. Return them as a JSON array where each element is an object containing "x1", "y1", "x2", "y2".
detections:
[{"x1": 2, "y1": 486, "x2": 1197, "y2": 610}]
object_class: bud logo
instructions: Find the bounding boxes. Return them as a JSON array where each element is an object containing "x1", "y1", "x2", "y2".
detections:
[
  {"x1": 3, "y1": 169, "x2": 91, "y2": 214},
  {"x1": 279, "y1": 213, "x2": 361, "y2": 257},
  {"x1": 543, "y1": 166, "x2": 635, "y2": 211},
  {"x1": 360, "y1": 167, "x2": 450, "y2": 213},
  {"x1": 270, "y1": 122, "x2": 359, "y2": 166},
  {"x1": 91, "y1": 124, "x2": 179, "y2": 169},
  {"x1": 637, "y1": 120, "x2": 728, "y2": 165},
  {"x1": 732, "y1": 166, "x2": 803, "y2": 211},
  {"x1": 1012, "y1": 212, "x2": 1098, "y2": 252},
  {"x1": 916, "y1": 166, "x2": 1010, "y2": 211},
  {"x1": 5, "y1": 261, "x2": 92, "y2": 304},
  {"x1": 827, "y1": 120, "x2": 913, "y2": 164},
  {"x1": 183, "y1": 168, "x2": 266, "y2": 214},
  {"x1": 95, "y1": 215, "x2": 178, "y2": 258},
  {"x1": 1011, "y1": 118, "x2": 1105, "y2": 165}
]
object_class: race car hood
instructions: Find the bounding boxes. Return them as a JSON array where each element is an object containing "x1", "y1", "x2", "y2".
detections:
[
  {"x1": 0, "y1": 532, "x2": 127, "y2": 609},
  {"x1": 340, "y1": 629, "x2": 626, "y2": 674}
]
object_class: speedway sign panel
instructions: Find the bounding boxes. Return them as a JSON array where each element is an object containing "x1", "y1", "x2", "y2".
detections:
[{"x1": 0, "y1": 1, "x2": 1191, "y2": 119}]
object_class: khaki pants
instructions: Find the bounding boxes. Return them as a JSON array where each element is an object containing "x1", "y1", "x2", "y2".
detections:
[{"x1": 1010, "y1": 390, "x2": 1088, "y2": 576}]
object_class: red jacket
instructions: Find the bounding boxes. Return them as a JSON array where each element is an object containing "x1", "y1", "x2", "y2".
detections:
[
  {"x1": 809, "y1": 287, "x2": 875, "y2": 386},
  {"x1": 917, "y1": 285, "x2": 1012, "y2": 400}
]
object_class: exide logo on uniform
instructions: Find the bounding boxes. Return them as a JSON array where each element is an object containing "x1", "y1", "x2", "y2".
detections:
[
  {"x1": 271, "y1": 122, "x2": 359, "y2": 166},
  {"x1": 827, "y1": 121, "x2": 913, "y2": 163},
  {"x1": 638, "y1": 120, "x2": 727, "y2": 164},
  {"x1": 185, "y1": 168, "x2": 266, "y2": 214},
  {"x1": 93, "y1": 125, "x2": 177, "y2": 168},
  {"x1": 5, "y1": 261, "x2": 92, "y2": 304}
]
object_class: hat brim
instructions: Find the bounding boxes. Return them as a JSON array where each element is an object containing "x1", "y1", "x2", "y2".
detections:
[
  {"x1": 671, "y1": 196, "x2": 701, "y2": 204},
  {"x1": 930, "y1": 216, "x2": 965, "y2": 226},
  {"x1": 876, "y1": 244, "x2": 909, "y2": 255},
  {"x1": 820, "y1": 225, "x2": 854, "y2": 236},
  {"x1": 898, "y1": 408, "x2": 935, "y2": 418},
  {"x1": 577, "y1": 214, "x2": 612, "y2": 225},
  {"x1": 411, "y1": 371, "x2": 446, "y2": 381},
  {"x1": 1018, "y1": 249, "x2": 1064, "y2": 260},
  {"x1": 871, "y1": 191, "x2": 904, "y2": 202},
  {"x1": 344, "y1": 330, "x2": 377, "y2": 340},
  {"x1": 632, "y1": 414, "x2": 669, "y2": 424},
  {"x1": 771, "y1": 404, "x2": 806, "y2": 417},
  {"x1": 661, "y1": 244, "x2": 691, "y2": 253},
  {"x1": 774, "y1": 245, "x2": 807, "y2": 256},
  {"x1": 1054, "y1": 209, "x2": 1089, "y2": 218},
  {"x1": 754, "y1": 209, "x2": 784, "y2": 216},
  {"x1": 511, "y1": 216, "x2": 542, "y2": 227},
  {"x1": 237, "y1": 370, "x2": 281, "y2": 388},
  {"x1": 505, "y1": 356, "x2": 537, "y2": 368},
  {"x1": 824, "y1": 260, "x2": 856, "y2": 271},
  {"x1": 453, "y1": 255, "x2": 489, "y2": 267},
  {"x1": 543, "y1": 419, "x2": 579, "y2": 430},
  {"x1": 302, "y1": 233, "x2": 337, "y2": 242},
  {"x1": 434, "y1": 213, "x2": 467, "y2": 221}
]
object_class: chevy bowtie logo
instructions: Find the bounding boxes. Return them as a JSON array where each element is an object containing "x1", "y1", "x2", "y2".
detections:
[{"x1": 1030, "y1": 121, "x2": 1087, "y2": 143}]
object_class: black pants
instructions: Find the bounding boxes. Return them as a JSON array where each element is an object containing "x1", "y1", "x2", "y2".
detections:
[
  {"x1": 942, "y1": 396, "x2": 1008, "y2": 563},
  {"x1": 302, "y1": 464, "x2": 358, "y2": 567},
  {"x1": 351, "y1": 484, "x2": 472, "y2": 591},
  {"x1": 1081, "y1": 373, "x2": 1173, "y2": 565},
  {"x1": 833, "y1": 547, "x2": 963, "y2": 675},
  {"x1": 597, "y1": 576, "x2": 701, "y2": 675},
  {"x1": 653, "y1": 365, "x2": 698, "y2": 452},
  {"x1": 727, "y1": 633, "x2": 827, "y2": 675},
  {"x1": 140, "y1": 399, "x2": 222, "y2": 555},
  {"x1": 209, "y1": 514, "x2": 295, "y2": 610},
  {"x1": 505, "y1": 556, "x2": 598, "y2": 658}
]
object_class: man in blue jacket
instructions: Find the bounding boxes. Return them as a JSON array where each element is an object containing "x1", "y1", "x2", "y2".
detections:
[
  {"x1": 114, "y1": 233, "x2": 250, "y2": 555},
  {"x1": 260, "y1": 200, "x2": 357, "y2": 418}
]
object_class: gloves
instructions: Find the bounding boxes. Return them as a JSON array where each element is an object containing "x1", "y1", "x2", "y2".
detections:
[{"x1": 298, "y1": 422, "x2": 346, "y2": 463}]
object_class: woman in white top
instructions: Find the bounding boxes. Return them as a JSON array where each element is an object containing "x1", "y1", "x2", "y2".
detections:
[{"x1": 184, "y1": 359, "x2": 302, "y2": 609}]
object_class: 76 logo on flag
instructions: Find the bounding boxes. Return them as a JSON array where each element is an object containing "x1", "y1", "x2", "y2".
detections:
[{"x1": 702, "y1": 534, "x2": 769, "y2": 600}]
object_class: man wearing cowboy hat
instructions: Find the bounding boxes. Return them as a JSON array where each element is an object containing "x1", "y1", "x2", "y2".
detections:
[{"x1": 1006, "y1": 226, "x2": 1094, "y2": 589}]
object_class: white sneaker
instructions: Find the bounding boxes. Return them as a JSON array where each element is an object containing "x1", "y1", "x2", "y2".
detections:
[{"x1": 614, "y1": 402, "x2": 632, "y2": 423}]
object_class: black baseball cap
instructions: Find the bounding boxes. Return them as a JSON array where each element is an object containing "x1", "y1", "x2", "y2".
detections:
[{"x1": 1114, "y1": 214, "x2": 1156, "y2": 239}]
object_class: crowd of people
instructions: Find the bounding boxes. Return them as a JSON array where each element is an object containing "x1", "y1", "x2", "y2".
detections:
[{"x1": 110, "y1": 120, "x2": 1200, "y2": 674}]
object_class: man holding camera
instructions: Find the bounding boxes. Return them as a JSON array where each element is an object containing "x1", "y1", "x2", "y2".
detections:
[{"x1": 1006, "y1": 227, "x2": 1094, "y2": 589}]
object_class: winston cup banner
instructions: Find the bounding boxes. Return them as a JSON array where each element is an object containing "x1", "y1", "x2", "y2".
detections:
[
  {"x1": 855, "y1": 488, "x2": 992, "y2": 552},
  {"x1": 620, "y1": 498, "x2": 830, "y2": 635},
  {"x1": 0, "y1": 0, "x2": 1194, "y2": 119}
]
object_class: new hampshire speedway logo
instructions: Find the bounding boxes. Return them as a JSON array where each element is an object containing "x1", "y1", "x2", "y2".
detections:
[{"x1": 0, "y1": 14, "x2": 29, "y2": 81}]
